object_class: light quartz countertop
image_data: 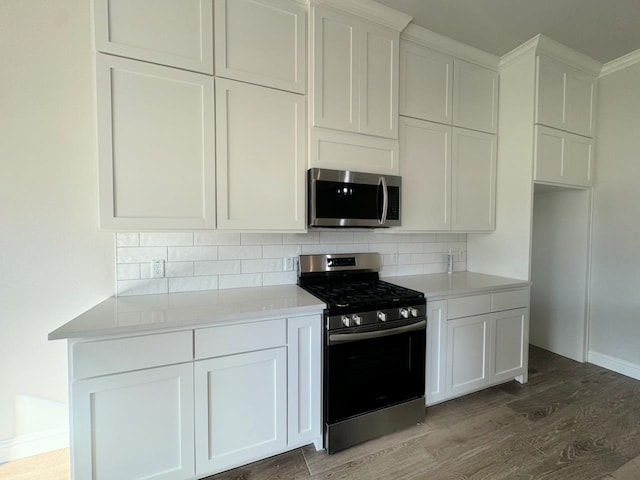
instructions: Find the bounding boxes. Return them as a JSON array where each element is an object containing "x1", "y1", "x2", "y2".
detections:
[
  {"x1": 386, "y1": 271, "x2": 531, "y2": 300},
  {"x1": 49, "y1": 271, "x2": 530, "y2": 341},
  {"x1": 48, "y1": 285, "x2": 326, "y2": 340}
]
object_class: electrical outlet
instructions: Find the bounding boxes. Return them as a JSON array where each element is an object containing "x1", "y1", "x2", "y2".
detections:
[
  {"x1": 151, "y1": 259, "x2": 165, "y2": 278},
  {"x1": 283, "y1": 257, "x2": 295, "y2": 272}
]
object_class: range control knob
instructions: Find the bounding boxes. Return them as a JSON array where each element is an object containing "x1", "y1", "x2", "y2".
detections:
[
  {"x1": 399, "y1": 308, "x2": 409, "y2": 319},
  {"x1": 341, "y1": 315, "x2": 351, "y2": 327},
  {"x1": 352, "y1": 314, "x2": 362, "y2": 326},
  {"x1": 409, "y1": 307, "x2": 419, "y2": 318},
  {"x1": 377, "y1": 311, "x2": 388, "y2": 322}
]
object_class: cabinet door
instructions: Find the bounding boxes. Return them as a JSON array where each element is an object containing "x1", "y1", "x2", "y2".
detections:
[
  {"x1": 214, "y1": 0, "x2": 306, "y2": 93},
  {"x1": 536, "y1": 55, "x2": 565, "y2": 131},
  {"x1": 312, "y1": 5, "x2": 359, "y2": 133},
  {"x1": 536, "y1": 56, "x2": 596, "y2": 138},
  {"x1": 97, "y1": 54, "x2": 215, "y2": 230},
  {"x1": 399, "y1": 117, "x2": 451, "y2": 231},
  {"x1": 360, "y1": 22, "x2": 399, "y2": 138},
  {"x1": 72, "y1": 364, "x2": 195, "y2": 480},
  {"x1": 94, "y1": 0, "x2": 214, "y2": 74},
  {"x1": 564, "y1": 132, "x2": 594, "y2": 187},
  {"x1": 453, "y1": 60, "x2": 498, "y2": 134},
  {"x1": 534, "y1": 125, "x2": 593, "y2": 187},
  {"x1": 492, "y1": 308, "x2": 529, "y2": 383},
  {"x1": 287, "y1": 315, "x2": 322, "y2": 449},
  {"x1": 399, "y1": 41, "x2": 453, "y2": 124},
  {"x1": 446, "y1": 314, "x2": 491, "y2": 399},
  {"x1": 194, "y1": 348, "x2": 287, "y2": 476},
  {"x1": 426, "y1": 300, "x2": 447, "y2": 405},
  {"x1": 451, "y1": 128, "x2": 496, "y2": 231},
  {"x1": 216, "y1": 78, "x2": 306, "y2": 230},
  {"x1": 565, "y1": 70, "x2": 596, "y2": 137}
]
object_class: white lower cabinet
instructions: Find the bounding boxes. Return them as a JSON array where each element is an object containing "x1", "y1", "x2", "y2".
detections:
[
  {"x1": 71, "y1": 363, "x2": 195, "y2": 480},
  {"x1": 69, "y1": 314, "x2": 322, "y2": 480},
  {"x1": 427, "y1": 288, "x2": 530, "y2": 403},
  {"x1": 194, "y1": 348, "x2": 288, "y2": 476}
]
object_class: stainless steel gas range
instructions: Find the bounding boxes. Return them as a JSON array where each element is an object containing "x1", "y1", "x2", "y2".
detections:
[{"x1": 298, "y1": 253, "x2": 426, "y2": 454}]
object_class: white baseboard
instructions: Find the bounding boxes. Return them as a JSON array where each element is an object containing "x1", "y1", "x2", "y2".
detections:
[
  {"x1": 588, "y1": 350, "x2": 640, "y2": 381},
  {"x1": 0, "y1": 427, "x2": 69, "y2": 464}
]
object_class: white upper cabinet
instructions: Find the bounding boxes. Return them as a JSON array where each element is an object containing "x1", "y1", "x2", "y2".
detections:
[
  {"x1": 97, "y1": 54, "x2": 215, "y2": 230},
  {"x1": 534, "y1": 125, "x2": 594, "y2": 187},
  {"x1": 94, "y1": 0, "x2": 214, "y2": 74},
  {"x1": 215, "y1": 78, "x2": 306, "y2": 231},
  {"x1": 453, "y1": 60, "x2": 498, "y2": 134},
  {"x1": 536, "y1": 55, "x2": 596, "y2": 137},
  {"x1": 399, "y1": 117, "x2": 451, "y2": 231},
  {"x1": 399, "y1": 40, "x2": 453, "y2": 124},
  {"x1": 451, "y1": 127, "x2": 496, "y2": 231},
  {"x1": 214, "y1": 0, "x2": 306, "y2": 93},
  {"x1": 311, "y1": 2, "x2": 410, "y2": 139}
]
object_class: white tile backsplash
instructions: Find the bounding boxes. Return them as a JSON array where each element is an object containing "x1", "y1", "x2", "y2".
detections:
[{"x1": 115, "y1": 230, "x2": 467, "y2": 296}]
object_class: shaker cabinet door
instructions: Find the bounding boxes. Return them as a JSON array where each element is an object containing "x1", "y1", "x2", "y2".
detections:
[
  {"x1": 399, "y1": 40, "x2": 453, "y2": 124},
  {"x1": 94, "y1": 0, "x2": 214, "y2": 73},
  {"x1": 453, "y1": 60, "x2": 498, "y2": 134},
  {"x1": 312, "y1": 6, "x2": 359, "y2": 133},
  {"x1": 451, "y1": 128, "x2": 496, "y2": 231},
  {"x1": 215, "y1": 78, "x2": 306, "y2": 231},
  {"x1": 96, "y1": 54, "x2": 215, "y2": 230},
  {"x1": 359, "y1": 22, "x2": 399, "y2": 138},
  {"x1": 72, "y1": 364, "x2": 195, "y2": 480},
  {"x1": 399, "y1": 117, "x2": 451, "y2": 231},
  {"x1": 214, "y1": 0, "x2": 306, "y2": 93},
  {"x1": 446, "y1": 314, "x2": 491, "y2": 398},
  {"x1": 194, "y1": 348, "x2": 287, "y2": 476}
]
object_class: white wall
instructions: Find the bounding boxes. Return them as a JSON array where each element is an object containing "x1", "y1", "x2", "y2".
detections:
[
  {"x1": 0, "y1": 0, "x2": 114, "y2": 459},
  {"x1": 530, "y1": 187, "x2": 590, "y2": 362},
  {"x1": 588, "y1": 60, "x2": 640, "y2": 376}
]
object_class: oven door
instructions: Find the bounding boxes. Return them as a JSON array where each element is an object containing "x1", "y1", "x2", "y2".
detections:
[{"x1": 325, "y1": 318, "x2": 426, "y2": 425}]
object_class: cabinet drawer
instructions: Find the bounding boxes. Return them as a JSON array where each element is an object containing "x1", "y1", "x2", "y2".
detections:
[
  {"x1": 195, "y1": 318, "x2": 286, "y2": 359},
  {"x1": 491, "y1": 289, "x2": 529, "y2": 312},
  {"x1": 72, "y1": 331, "x2": 193, "y2": 380},
  {"x1": 447, "y1": 294, "x2": 491, "y2": 319}
]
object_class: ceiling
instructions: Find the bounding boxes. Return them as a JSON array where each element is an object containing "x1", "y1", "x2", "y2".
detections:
[{"x1": 375, "y1": 0, "x2": 640, "y2": 64}]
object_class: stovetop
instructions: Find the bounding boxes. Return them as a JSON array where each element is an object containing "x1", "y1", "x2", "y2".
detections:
[{"x1": 300, "y1": 279, "x2": 424, "y2": 310}]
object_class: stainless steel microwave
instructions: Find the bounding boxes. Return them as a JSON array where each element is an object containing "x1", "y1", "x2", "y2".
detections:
[{"x1": 308, "y1": 168, "x2": 401, "y2": 228}]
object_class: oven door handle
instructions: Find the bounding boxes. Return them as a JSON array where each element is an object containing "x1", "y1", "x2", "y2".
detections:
[{"x1": 328, "y1": 319, "x2": 425, "y2": 345}]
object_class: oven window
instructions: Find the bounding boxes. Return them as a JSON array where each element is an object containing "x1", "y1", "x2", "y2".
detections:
[{"x1": 326, "y1": 329, "x2": 425, "y2": 423}]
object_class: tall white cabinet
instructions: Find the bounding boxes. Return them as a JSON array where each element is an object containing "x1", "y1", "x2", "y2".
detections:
[
  {"x1": 398, "y1": 25, "x2": 499, "y2": 232},
  {"x1": 94, "y1": 0, "x2": 308, "y2": 231}
]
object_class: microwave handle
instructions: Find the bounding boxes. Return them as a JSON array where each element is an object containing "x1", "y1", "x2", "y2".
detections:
[{"x1": 378, "y1": 176, "x2": 389, "y2": 225}]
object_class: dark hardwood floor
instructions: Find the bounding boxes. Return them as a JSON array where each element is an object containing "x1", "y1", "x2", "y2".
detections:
[{"x1": 207, "y1": 346, "x2": 640, "y2": 480}]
